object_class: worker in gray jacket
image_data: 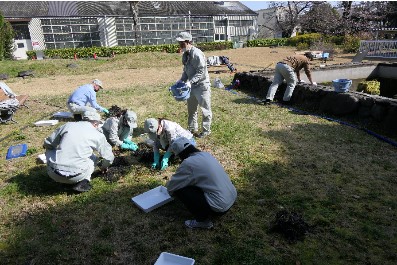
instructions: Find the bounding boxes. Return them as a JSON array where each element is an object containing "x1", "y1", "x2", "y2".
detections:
[
  {"x1": 100, "y1": 108, "x2": 139, "y2": 151},
  {"x1": 144, "y1": 118, "x2": 195, "y2": 170},
  {"x1": 166, "y1": 137, "x2": 237, "y2": 229},
  {"x1": 176, "y1": 31, "x2": 212, "y2": 138},
  {"x1": 44, "y1": 111, "x2": 114, "y2": 192}
]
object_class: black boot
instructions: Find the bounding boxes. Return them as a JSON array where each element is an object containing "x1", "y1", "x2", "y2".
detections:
[{"x1": 72, "y1": 179, "x2": 92, "y2": 192}]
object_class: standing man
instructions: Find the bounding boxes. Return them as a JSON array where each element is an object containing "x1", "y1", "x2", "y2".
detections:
[
  {"x1": 176, "y1": 32, "x2": 212, "y2": 138},
  {"x1": 44, "y1": 111, "x2": 114, "y2": 192},
  {"x1": 166, "y1": 137, "x2": 237, "y2": 229},
  {"x1": 67, "y1": 79, "x2": 109, "y2": 116},
  {"x1": 263, "y1": 52, "x2": 317, "y2": 104}
]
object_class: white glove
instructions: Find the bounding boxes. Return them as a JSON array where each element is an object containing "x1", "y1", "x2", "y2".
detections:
[
  {"x1": 312, "y1": 82, "x2": 317, "y2": 86},
  {"x1": 186, "y1": 81, "x2": 191, "y2": 88}
]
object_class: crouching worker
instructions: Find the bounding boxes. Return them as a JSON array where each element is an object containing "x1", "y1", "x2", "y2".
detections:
[
  {"x1": 100, "y1": 107, "x2": 139, "y2": 151},
  {"x1": 144, "y1": 118, "x2": 195, "y2": 171},
  {"x1": 166, "y1": 137, "x2": 237, "y2": 229},
  {"x1": 43, "y1": 111, "x2": 114, "y2": 192}
]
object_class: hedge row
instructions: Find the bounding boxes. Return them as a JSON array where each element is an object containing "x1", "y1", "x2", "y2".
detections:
[{"x1": 26, "y1": 41, "x2": 233, "y2": 59}]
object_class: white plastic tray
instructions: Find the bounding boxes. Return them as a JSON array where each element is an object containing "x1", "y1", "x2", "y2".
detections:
[
  {"x1": 131, "y1": 186, "x2": 173, "y2": 213},
  {"x1": 37, "y1": 153, "x2": 47, "y2": 164},
  {"x1": 34, "y1": 120, "x2": 59, "y2": 126},
  {"x1": 154, "y1": 252, "x2": 195, "y2": 265},
  {"x1": 53, "y1": 111, "x2": 73, "y2": 118}
]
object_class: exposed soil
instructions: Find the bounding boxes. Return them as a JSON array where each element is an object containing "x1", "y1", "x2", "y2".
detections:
[{"x1": 9, "y1": 47, "x2": 360, "y2": 97}]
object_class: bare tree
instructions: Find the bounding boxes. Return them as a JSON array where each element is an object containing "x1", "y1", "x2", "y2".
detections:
[
  {"x1": 336, "y1": 1, "x2": 390, "y2": 35},
  {"x1": 129, "y1": 1, "x2": 139, "y2": 44},
  {"x1": 269, "y1": 1, "x2": 315, "y2": 37},
  {"x1": 300, "y1": 2, "x2": 340, "y2": 35}
]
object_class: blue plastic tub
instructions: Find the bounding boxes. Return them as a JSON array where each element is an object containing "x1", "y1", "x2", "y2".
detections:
[{"x1": 332, "y1": 79, "x2": 352, "y2": 93}]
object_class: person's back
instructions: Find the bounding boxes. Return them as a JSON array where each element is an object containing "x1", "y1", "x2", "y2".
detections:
[
  {"x1": 283, "y1": 54, "x2": 311, "y2": 73},
  {"x1": 46, "y1": 121, "x2": 112, "y2": 173},
  {"x1": 169, "y1": 151, "x2": 237, "y2": 212}
]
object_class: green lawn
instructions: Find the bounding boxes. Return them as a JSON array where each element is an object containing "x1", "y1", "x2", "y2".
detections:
[{"x1": 0, "y1": 55, "x2": 396, "y2": 265}]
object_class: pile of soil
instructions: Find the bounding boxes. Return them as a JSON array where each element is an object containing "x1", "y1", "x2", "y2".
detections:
[{"x1": 270, "y1": 210, "x2": 311, "y2": 243}]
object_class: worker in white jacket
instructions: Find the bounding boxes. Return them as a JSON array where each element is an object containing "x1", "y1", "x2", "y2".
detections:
[
  {"x1": 166, "y1": 137, "x2": 237, "y2": 229},
  {"x1": 100, "y1": 109, "x2": 139, "y2": 151},
  {"x1": 44, "y1": 111, "x2": 114, "y2": 192},
  {"x1": 176, "y1": 31, "x2": 212, "y2": 138},
  {"x1": 144, "y1": 118, "x2": 195, "y2": 170}
]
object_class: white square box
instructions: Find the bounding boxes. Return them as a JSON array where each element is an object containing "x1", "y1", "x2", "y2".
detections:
[
  {"x1": 131, "y1": 186, "x2": 173, "y2": 213},
  {"x1": 37, "y1": 153, "x2": 47, "y2": 164},
  {"x1": 34, "y1": 120, "x2": 59, "y2": 126},
  {"x1": 154, "y1": 252, "x2": 195, "y2": 265},
  {"x1": 53, "y1": 111, "x2": 73, "y2": 119}
]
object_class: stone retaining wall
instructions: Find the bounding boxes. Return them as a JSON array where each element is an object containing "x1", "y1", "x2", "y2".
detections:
[{"x1": 233, "y1": 71, "x2": 397, "y2": 134}]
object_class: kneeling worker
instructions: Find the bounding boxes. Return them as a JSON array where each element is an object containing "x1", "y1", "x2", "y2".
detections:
[
  {"x1": 67, "y1": 79, "x2": 109, "y2": 117},
  {"x1": 43, "y1": 111, "x2": 114, "y2": 192},
  {"x1": 166, "y1": 137, "x2": 237, "y2": 229}
]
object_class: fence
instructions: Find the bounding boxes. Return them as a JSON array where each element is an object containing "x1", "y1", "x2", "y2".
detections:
[{"x1": 359, "y1": 40, "x2": 397, "y2": 58}]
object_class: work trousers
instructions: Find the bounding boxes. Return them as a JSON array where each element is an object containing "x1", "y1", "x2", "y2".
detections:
[
  {"x1": 187, "y1": 84, "x2": 212, "y2": 133},
  {"x1": 46, "y1": 153, "x2": 97, "y2": 184},
  {"x1": 174, "y1": 186, "x2": 225, "y2": 221},
  {"x1": 67, "y1": 102, "x2": 97, "y2": 115},
  {"x1": 266, "y1": 62, "x2": 297, "y2": 102}
]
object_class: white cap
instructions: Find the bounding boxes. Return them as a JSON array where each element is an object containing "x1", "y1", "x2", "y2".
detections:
[
  {"x1": 124, "y1": 110, "x2": 137, "y2": 128},
  {"x1": 170, "y1": 137, "x2": 192, "y2": 155},
  {"x1": 144, "y1": 118, "x2": 158, "y2": 140},
  {"x1": 176, "y1": 31, "x2": 192, "y2": 42},
  {"x1": 92, "y1": 79, "x2": 103, "y2": 89},
  {"x1": 82, "y1": 110, "x2": 103, "y2": 123}
]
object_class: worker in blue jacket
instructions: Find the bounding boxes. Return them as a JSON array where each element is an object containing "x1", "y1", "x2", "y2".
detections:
[{"x1": 67, "y1": 79, "x2": 109, "y2": 117}]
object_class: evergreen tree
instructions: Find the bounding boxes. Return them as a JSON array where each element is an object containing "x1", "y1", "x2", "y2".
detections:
[{"x1": 0, "y1": 11, "x2": 14, "y2": 60}]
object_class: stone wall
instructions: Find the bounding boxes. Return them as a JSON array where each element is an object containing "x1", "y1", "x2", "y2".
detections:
[{"x1": 233, "y1": 71, "x2": 397, "y2": 134}]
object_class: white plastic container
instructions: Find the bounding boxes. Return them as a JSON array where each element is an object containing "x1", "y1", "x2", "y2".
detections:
[
  {"x1": 52, "y1": 111, "x2": 73, "y2": 119},
  {"x1": 34, "y1": 120, "x2": 59, "y2": 126},
  {"x1": 154, "y1": 252, "x2": 195, "y2": 265},
  {"x1": 131, "y1": 186, "x2": 173, "y2": 213},
  {"x1": 37, "y1": 153, "x2": 47, "y2": 164}
]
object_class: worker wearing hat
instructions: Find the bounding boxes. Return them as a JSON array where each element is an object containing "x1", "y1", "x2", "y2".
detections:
[
  {"x1": 100, "y1": 108, "x2": 139, "y2": 151},
  {"x1": 263, "y1": 53, "x2": 316, "y2": 105},
  {"x1": 144, "y1": 118, "x2": 195, "y2": 170},
  {"x1": 175, "y1": 31, "x2": 212, "y2": 138},
  {"x1": 165, "y1": 137, "x2": 237, "y2": 229},
  {"x1": 44, "y1": 110, "x2": 114, "y2": 192},
  {"x1": 67, "y1": 79, "x2": 109, "y2": 118}
]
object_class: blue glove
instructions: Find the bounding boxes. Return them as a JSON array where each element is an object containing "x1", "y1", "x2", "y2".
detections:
[
  {"x1": 129, "y1": 142, "x2": 138, "y2": 151},
  {"x1": 152, "y1": 152, "x2": 160, "y2": 169},
  {"x1": 120, "y1": 143, "x2": 130, "y2": 150},
  {"x1": 123, "y1": 138, "x2": 133, "y2": 145},
  {"x1": 161, "y1": 151, "x2": 172, "y2": 170},
  {"x1": 102, "y1": 108, "x2": 109, "y2": 114}
]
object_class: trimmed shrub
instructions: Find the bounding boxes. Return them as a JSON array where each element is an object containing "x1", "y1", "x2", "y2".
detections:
[
  {"x1": 26, "y1": 42, "x2": 233, "y2": 59},
  {"x1": 286, "y1": 33, "x2": 322, "y2": 47},
  {"x1": 342, "y1": 35, "x2": 360, "y2": 53},
  {"x1": 246, "y1": 38, "x2": 287, "y2": 47},
  {"x1": 357, "y1": 80, "x2": 380, "y2": 95}
]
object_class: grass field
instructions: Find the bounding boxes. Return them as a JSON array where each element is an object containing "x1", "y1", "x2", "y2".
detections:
[{"x1": 0, "y1": 47, "x2": 396, "y2": 264}]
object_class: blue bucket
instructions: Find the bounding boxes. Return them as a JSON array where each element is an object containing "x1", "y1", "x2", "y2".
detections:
[{"x1": 332, "y1": 79, "x2": 352, "y2": 93}]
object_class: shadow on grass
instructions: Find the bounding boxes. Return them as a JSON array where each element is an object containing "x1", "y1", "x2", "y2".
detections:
[{"x1": 1, "y1": 122, "x2": 396, "y2": 265}]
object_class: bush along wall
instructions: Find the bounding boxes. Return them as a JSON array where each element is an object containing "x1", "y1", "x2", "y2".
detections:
[{"x1": 26, "y1": 41, "x2": 233, "y2": 59}]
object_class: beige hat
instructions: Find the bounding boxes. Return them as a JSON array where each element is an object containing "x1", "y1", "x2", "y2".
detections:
[
  {"x1": 82, "y1": 110, "x2": 103, "y2": 123},
  {"x1": 170, "y1": 137, "x2": 192, "y2": 155},
  {"x1": 124, "y1": 110, "x2": 137, "y2": 128},
  {"x1": 92, "y1": 79, "x2": 103, "y2": 89},
  {"x1": 144, "y1": 118, "x2": 158, "y2": 140},
  {"x1": 176, "y1": 31, "x2": 192, "y2": 42}
]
